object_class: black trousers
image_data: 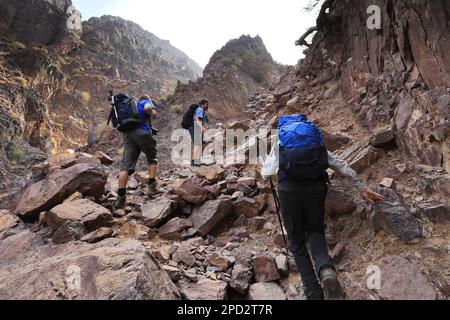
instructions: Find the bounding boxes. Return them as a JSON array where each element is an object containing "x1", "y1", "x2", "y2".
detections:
[{"x1": 278, "y1": 179, "x2": 333, "y2": 300}]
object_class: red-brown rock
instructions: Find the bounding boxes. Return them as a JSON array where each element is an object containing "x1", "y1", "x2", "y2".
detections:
[
  {"x1": 15, "y1": 163, "x2": 107, "y2": 219},
  {"x1": 44, "y1": 199, "x2": 112, "y2": 233}
]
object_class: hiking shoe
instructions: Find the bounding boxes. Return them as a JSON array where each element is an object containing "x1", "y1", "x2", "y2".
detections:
[
  {"x1": 147, "y1": 182, "x2": 163, "y2": 197},
  {"x1": 191, "y1": 161, "x2": 201, "y2": 167},
  {"x1": 114, "y1": 196, "x2": 127, "y2": 210},
  {"x1": 320, "y1": 268, "x2": 345, "y2": 300}
]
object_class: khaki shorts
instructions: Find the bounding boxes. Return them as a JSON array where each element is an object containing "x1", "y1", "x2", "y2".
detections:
[{"x1": 121, "y1": 129, "x2": 157, "y2": 174}]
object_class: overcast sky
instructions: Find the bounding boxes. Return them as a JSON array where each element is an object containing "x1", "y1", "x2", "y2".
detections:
[{"x1": 72, "y1": 0, "x2": 321, "y2": 68}]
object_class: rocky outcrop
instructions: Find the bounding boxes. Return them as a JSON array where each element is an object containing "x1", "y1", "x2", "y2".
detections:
[
  {"x1": 0, "y1": 238, "x2": 180, "y2": 300},
  {"x1": 377, "y1": 256, "x2": 437, "y2": 300},
  {"x1": 300, "y1": 0, "x2": 449, "y2": 173},
  {"x1": 0, "y1": 1, "x2": 202, "y2": 190},
  {"x1": 168, "y1": 35, "x2": 284, "y2": 124},
  {"x1": 15, "y1": 159, "x2": 107, "y2": 220},
  {"x1": 371, "y1": 187, "x2": 423, "y2": 241},
  {"x1": 0, "y1": 0, "x2": 82, "y2": 50}
]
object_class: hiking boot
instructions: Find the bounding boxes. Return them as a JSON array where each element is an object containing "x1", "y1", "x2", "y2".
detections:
[
  {"x1": 320, "y1": 267, "x2": 345, "y2": 300},
  {"x1": 114, "y1": 196, "x2": 127, "y2": 210},
  {"x1": 191, "y1": 160, "x2": 201, "y2": 167},
  {"x1": 147, "y1": 181, "x2": 163, "y2": 197}
]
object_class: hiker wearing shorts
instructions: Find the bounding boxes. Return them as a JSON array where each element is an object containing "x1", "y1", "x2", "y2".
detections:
[{"x1": 115, "y1": 95, "x2": 161, "y2": 209}]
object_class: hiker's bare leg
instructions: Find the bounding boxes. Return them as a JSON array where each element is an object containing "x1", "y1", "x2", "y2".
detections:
[
  {"x1": 149, "y1": 164, "x2": 157, "y2": 180},
  {"x1": 118, "y1": 171, "x2": 129, "y2": 189}
]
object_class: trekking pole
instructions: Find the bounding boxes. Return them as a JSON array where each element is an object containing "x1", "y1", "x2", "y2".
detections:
[{"x1": 270, "y1": 178, "x2": 291, "y2": 257}]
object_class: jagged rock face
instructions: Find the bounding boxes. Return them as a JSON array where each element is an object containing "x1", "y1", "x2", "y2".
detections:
[
  {"x1": 301, "y1": 0, "x2": 450, "y2": 173},
  {"x1": 0, "y1": 0, "x2": 81, "y2": 49},
  {"x1": 0, "y1": 1, "x2": 203, "y2": 191},
  {"x1": 168, "y1": 35, "x2": 284, "y2": 123},
  {"x1": 76, "y1": 15, "x2": 202, "y2": 95}
]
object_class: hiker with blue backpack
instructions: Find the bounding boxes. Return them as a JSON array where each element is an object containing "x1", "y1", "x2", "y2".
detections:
[
  {"x1": 181, "y1": 99, "x2": 210, "y2": 166},
  {"x1": 262, "y1": 114, "x2": 384, "y2": 300},
  {"x1": 107, "y1": 92, "x2": 162, "y2": 209}
]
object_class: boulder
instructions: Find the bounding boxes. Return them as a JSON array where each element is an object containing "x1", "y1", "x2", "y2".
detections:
[
  {"x1": 247, "y1": 217, "x2": 268, "y2": 232},
  {"x1": 340, "y1": 273, "x2": 375, "y2": 300},
  {"x1": 118, "y1": 221, "x2": 154, "y2": 241},
  {"x1": 94, "y1": 151, "x2": 114, "y2": 165},
  {"x1": 208, "y1": 253, "x2": 231, "y2": 271},
  {"x1": 43, "y1": 199, "x2": 112, "y2": 233},
  {"x1": 377, "y1": 256, "x2": 437, "y2": 300},
  {"x1": 172, "y1": 246, "x2": 196, "y2": 267},
  {"x1": 159, "y1": 218, "x2": 191, "y2": 241},
  {"x1": 173, "y1": 179, "x2": 209, "y2": 205},
  {"x1": 325, "y1": 186, "x2": 356, "y2": 217},
  {"x1": 230, "y1": 264, "x2": 253, "y2": 295},
  {"x1": 63, "y1": 192, "x2": 83, "y2": 203},
  {"x1": 52, "y1": 221, "x2": 87, "y2": 244},
  {"x1": 323, "y1": 132, "x2": 351, "y2": 152},
  {"x1": 141, "y1": 197, "x2": 182, "y2": 228},
  {"x1": 15, "y1": 163, "x2": 107, "y2": 219},
  {"x1": 371, "y1": 187, "x2": 422, "y2": 241},
  {"x1": 228, "y1": 121, "x2": 250, "y2": 132},
  {"x1": 369, "y1": 126, "x2": 395, "y2": 148},
  {"x1": 234, "y1": 197, "x2": 263, "y2": 218},
  {"x1": 81, "y1": 227, "x2": 115, "y2": 243},
  {"x1": 190, "y1": 165, "x2": 225, "y2": 182},
  {"x1": 420, "y1": 204, "x2": 450, "y2": 225},
  {"x1": 191, "y1": 199, "x2": 233, "y2": 236},
  {"x1": 0, "y1": 238, "x2": 180, "y2": 300},
  {"x1": 178, "y1": 277, "x2": 228, "y2": 300},
  {"x1": 252, "y1": 254, "x2": 280, "y2": 283},
  {"x1": 238, "y1": 177, "x2": 257, "y2": 187},
  {"x1": 248, "y1": 283, "x2": 286, "y2": 300},
  {"x1": 0, "y1": 210, "x2": 20, "y2": 238},
  {"x1": 337, "y1": 142, "x2": 384, "y2": 174},
  {"x1": 162, "y1": 265, "x2": 183, "y2": 283}
]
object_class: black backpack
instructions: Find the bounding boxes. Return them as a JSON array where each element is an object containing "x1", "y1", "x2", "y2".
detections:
[
  {"x1": 107, "y1": 93, "x2": 142, "y2": 133},
  {"x1": 181, "y1": 104, "x2": 199, "y2": 129}
]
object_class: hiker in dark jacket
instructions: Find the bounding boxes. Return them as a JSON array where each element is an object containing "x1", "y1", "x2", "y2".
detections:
[
  {"x1": 189, "y1": 99, "x2": 209, "y2": 166},
  {"x1": 262, "y1": 115, "x2": 384, "y2": 300},
  {"x1": 115, "y1": 95, "x2": 161, "y2": 209}
]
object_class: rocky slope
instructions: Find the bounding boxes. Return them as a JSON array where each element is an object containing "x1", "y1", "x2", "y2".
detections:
[
  {"x1": 0, "y1": 0, "x2": 449, "y2": 301},
  {"x1": 88, "y1": 35, "x2": 285, "y2": 172},
  {"x1": 169, "y1": 35, "x2": 285, "y2": 123},
  {"x1": 0, "y1": 0, "x2": 201, "y2": 190}
]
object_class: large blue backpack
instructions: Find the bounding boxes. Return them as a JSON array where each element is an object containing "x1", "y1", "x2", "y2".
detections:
[
  {"x1": 278, "y1": 114, "x2": 329, "y2": 181},
  {"x1": 107, "y1": 93, "x2": 142, "y2": 133}
]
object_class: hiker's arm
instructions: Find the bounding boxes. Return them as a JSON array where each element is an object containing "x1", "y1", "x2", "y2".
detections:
[
  {"x1": 327, "y1": 151, "x2": 367, "y2": 192},
  {"x1": 195, "y1": 117, "x2": 207, "y2": 133},
  {"x1": 327, "y1": 151, "x2": 384, "y2": 204},
  {"x1": 144, "y1": 102, "x2": 156, "y2": 116}
]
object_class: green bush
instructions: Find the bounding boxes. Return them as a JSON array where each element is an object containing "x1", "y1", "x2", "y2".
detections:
[
  {"x1": 7, "y1": 143, "x2": 26, "y2": 164},
  {"x1": 81, "y1": 91, "x2": 91, "y2": 103},
  {"x1": 72, "y1": 68, "x2": 84, "y2": 76},
  {"x1": 14, "y1": 76, "x2": 28, "y2": 86}
]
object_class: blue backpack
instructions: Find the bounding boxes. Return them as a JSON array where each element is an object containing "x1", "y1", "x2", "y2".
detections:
[{"x1": 278, "y1": 115, "x2": 329, "y2": 181}]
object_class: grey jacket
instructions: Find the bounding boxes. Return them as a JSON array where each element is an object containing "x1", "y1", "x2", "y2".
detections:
[
  {"x1": 327, "y1": 151, "x2": 367, "y2": 192},
  {"x1": 261, "y1": 142, "x2": 367, "y2": 192}
]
